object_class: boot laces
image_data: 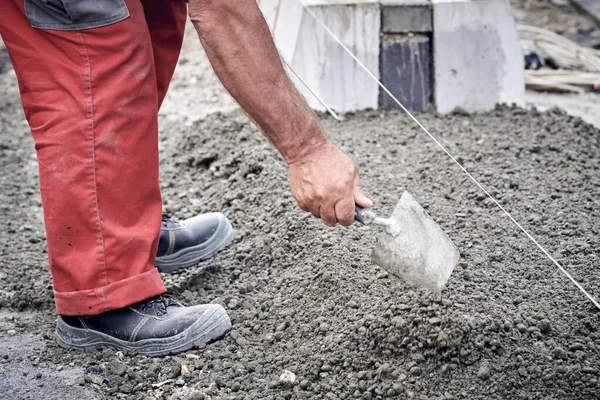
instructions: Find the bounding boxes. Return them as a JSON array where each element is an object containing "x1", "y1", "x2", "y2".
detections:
[
  {"x1": 142, "y1": 294, "x2": 178, "y2": 314},
  {"x1": 161, "y1": 213, "x2": 174, "y2": 227}
]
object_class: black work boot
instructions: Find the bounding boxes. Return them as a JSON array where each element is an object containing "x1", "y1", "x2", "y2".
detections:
[
  {"x1": 155, "y1": 212, "x2": 234, "y2": 273},
  {"x1": 56, "y1": 295, "x2": 231, "y2": 357}
]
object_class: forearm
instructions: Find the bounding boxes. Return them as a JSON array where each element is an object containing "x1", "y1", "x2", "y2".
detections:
[{"x1": 189, "y1": 0, "x2": 327, "y2": 164}]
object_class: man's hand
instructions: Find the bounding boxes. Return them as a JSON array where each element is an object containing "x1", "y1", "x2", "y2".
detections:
[{"x1": 289, "y1": 142, "x2": 373, "y2": 227}]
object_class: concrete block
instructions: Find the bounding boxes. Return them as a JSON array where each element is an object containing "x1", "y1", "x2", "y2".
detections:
[
  {"x1": 381, "y1": 0, "x2": 432, "y2": 33},
  {"x1": 260, "y1": 0, "x2": 381, "y2": 113},
  {"x1": 259, "y1": 0, "x2": 525, "y2": 114},
  {"x1": 432, "y1": 0, "x2": 525, "y2": 113},
  {"x1": 380, "y1": 33, "x2": 432, "y2": 111}
]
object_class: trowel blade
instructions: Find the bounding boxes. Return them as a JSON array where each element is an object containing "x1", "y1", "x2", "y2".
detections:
[{"x1": 371, "y1": 191, "x2": 460, "y2": 292}]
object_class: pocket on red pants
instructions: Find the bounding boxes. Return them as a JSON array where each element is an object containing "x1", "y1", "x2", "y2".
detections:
[{"x1": 25, "y1": 0, "x2": 130, "y2": 31}]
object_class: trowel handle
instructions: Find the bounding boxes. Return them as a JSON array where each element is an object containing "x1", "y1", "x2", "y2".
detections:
[{"x1": 355, "y1": 205, "x2": 365, "y2": 224}]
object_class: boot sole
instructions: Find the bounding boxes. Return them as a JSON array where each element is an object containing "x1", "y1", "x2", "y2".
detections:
[
  {"x1": 55, "y1": 304, "x2": 231, "y2": 357},
  {"x1": 155, "y1": 214, "x2": 235, "y2": 273}
]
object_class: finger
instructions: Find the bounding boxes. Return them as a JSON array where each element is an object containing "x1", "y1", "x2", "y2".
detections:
[
  {"x1": 353, "y1": 174, "x2": 373, "y2": 208},
  {"x1": 334, "y1": 197, "x2": 355, "y2": 227},
  {"x1": 308, "y1": 205, "x2": 321, "y2": 219},
  {"x1": 319, "y1": 204, "x2": 337, "y2": 227},
  {"x1": 295, "y1": 199, "x2": 309, "y2": 212}
]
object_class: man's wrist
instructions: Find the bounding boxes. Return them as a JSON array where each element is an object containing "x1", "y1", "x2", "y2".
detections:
[{"x1": 280, "y1": 124, "x2": 329, "y2": 165}]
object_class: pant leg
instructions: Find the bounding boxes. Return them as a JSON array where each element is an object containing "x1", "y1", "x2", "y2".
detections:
[
  {"x1": 140, "y1": 0, "x2": 188, "y2": 109},
  {"x1": 0, "y1": 0, "x2": 166, "y2": 316}
]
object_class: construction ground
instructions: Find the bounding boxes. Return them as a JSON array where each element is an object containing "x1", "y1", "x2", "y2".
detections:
[{"x1": 0, "y1": 0, "x2": 599, "y2": 399}]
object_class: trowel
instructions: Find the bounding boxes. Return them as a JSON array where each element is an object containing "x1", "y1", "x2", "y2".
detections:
[{"x1": 355, "y1": 191, "x2": 460, "y2": 292}]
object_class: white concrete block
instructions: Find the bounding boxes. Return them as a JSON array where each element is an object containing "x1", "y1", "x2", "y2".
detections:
[
  {"x1": 258, "y1": 0, "x2": 304, "y2": 63},
  {"x1": 291, "y1": 5, "x2": 380, "y2": 112},
  {"x1": 259, "y1": 1, "x2": 381, "y2": 113},
  {"x1": 432, "y1": 0, "x2": 525, "y2": 113}
]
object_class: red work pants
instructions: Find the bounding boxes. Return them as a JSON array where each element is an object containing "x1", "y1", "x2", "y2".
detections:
[{"x1": 0, "y1": 0, "x2": 187, "y2": 315}]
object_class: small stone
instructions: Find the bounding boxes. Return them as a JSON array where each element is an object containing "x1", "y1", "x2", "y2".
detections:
[
  {"x1": 377, "y1": 363, "x2": 391, "y2": 378},
  {"x1": 539, "y1": 319, "x2": 552, "y2": 334},
  {"x1": 279, "y1": 369, "x2": 296, "y2": 387},
  {"x1": 228, "y1": 299, "x2": 239, "y2": 309},
  {"x1": 167, "y1": 365, "x2": 181, "y2": 379},
  {"x1": 477, "y1": 364, "x2": 491, "y2": 380},
  {"x1": 84, "y1": 374, "x2": 104, "y2": 385},
  {"x1": 181, "y1": 365, "x2": 190, "y2": 377},
  {"x1": 7, "y1": 330, "x2": 16, "y2": 336},
  {"x1": 299, "y1": 379, "x2": 310, "y2": 389},
  {"x1": 569, "y1": 343, "x2": 585, "y2": 352},
  {"x1": 276, "y1": 323, "x2": 287, "y2": 332},
  {"x1": 429, "y1": 317, "x2": 441, "y2": 325},
  {"x1": 187, "y1": 390, "x2": 208, "y2": 400},
  {"x1": 107, "y1": 360, "x2": 127, "y2": 376},
  {"x1": 553, "y1": 347, "x2": 569, "y2": 360},
  {"x1": 356, "y1": 371, "x2": 368, "y2": 380}
]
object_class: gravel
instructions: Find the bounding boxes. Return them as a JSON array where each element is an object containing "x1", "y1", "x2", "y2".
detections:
[{"x1": 1, "y1": 21, "x2": 600, "y2": 400}]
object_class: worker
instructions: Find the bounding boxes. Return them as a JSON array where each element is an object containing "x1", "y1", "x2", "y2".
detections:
[{"x1": 0, "y1": 0, "x2": 372, "y2": 356}]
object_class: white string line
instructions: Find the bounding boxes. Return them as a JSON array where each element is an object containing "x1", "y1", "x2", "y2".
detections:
[
  {"x1": 281, "y1": 58, "x2": 342, "y2": 121},
  {"x1": 301, "y1": 6, "x2": 600, "y2": 310}
]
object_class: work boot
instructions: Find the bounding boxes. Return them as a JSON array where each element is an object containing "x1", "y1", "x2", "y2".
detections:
[
  {"x1": 155, "y1": 212, "x2": 234, "y2": 273},
  {"x1": 56, "y1": 295, "x2": 231, "y2": 357}
]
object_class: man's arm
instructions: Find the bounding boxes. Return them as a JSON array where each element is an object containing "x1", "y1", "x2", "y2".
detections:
[{"x1": 188, "y1": 0, "x2": 372, "y2": 226}]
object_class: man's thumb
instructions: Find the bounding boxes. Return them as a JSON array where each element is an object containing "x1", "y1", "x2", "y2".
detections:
[{"x1": 353, "y1": 176, "x2": 373, "y2": 208}]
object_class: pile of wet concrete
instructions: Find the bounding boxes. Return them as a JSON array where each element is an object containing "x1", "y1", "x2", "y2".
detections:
[{"x1": 1, "y1": 68, "x2": 599, "y2": 399}]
